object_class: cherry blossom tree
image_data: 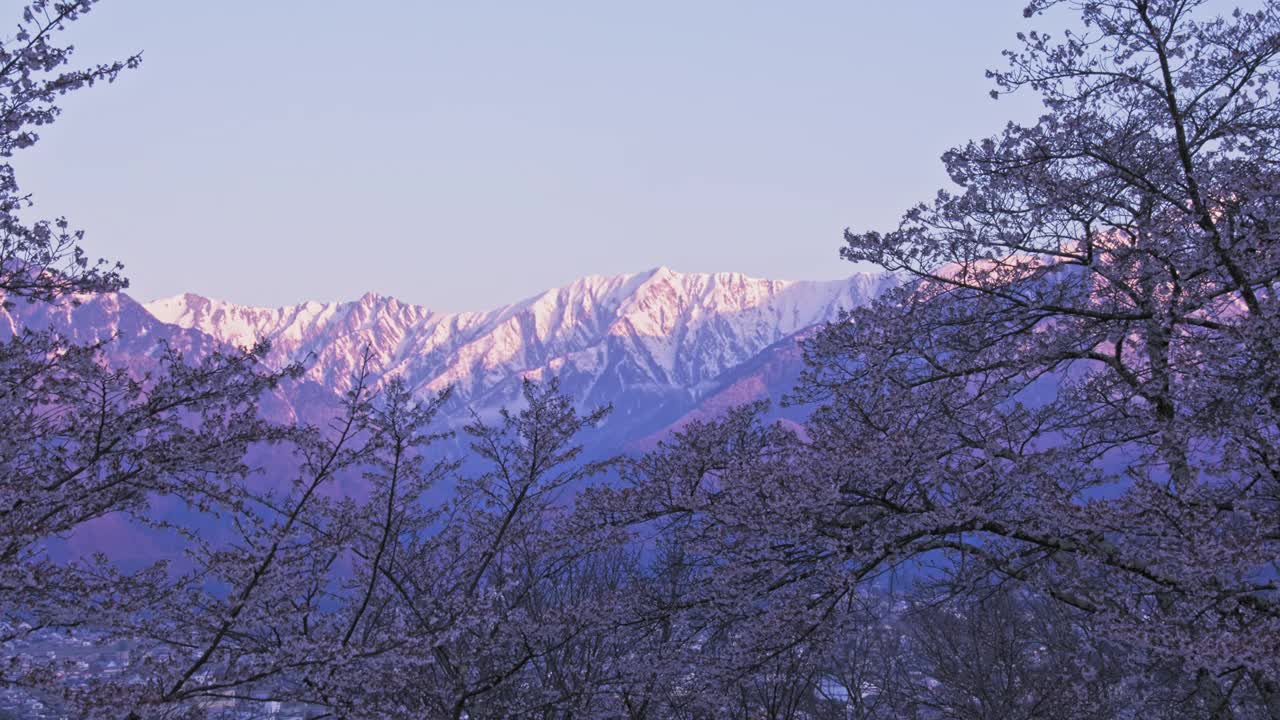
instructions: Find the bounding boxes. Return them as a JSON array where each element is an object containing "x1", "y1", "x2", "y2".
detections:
[
  {"x1": 0, "y1": 4, "x2": 308, "y2": 717},
  {"x1": 808, "y1": 0, "x2": 1280, "y2": 707},
  {"x1": 0, "y1": 0, "x2": 132, "y2": 302},
  {"x1": 279, "y1": 378, "x2": 620, "y2": 720},
  {"x1": 582, "y1": 1, "x2": 1280, "y2": 716},
  {"x1": 11, "y1": 1, "x2": 1280, "y2": 718}
]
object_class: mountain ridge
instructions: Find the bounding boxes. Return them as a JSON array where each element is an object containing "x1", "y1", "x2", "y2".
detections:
[
  {"x1": 143, "y1": 267, "x2": 894, "y2": 436},
  {"x1": 3, "y1": 267, "x2": 895, "y2": 450}
]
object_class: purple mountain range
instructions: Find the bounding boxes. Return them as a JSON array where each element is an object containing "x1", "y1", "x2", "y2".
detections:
[{"x1": 4, "y1": 267, "x2": 895, "y2": 449}]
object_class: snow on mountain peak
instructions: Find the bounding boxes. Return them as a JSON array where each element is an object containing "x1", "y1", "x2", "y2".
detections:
[{"x1": 142, "y1": 268, "x2": 892, "y2": 415}]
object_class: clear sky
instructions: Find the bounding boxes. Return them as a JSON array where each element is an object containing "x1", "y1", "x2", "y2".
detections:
[{"x1": 13, "y1": 1, "x2": 1048, "y2": 311}]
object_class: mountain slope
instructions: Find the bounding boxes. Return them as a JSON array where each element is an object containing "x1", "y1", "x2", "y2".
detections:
[
  {"x1": 632, "y1": 324, "x2": 821, "y2": 450},
  {"x1": 145, "y1": 267, "x2": 894, "y2": 439},
  {"x1": 0, "y1": 290, "x2": 325, "y2": 426}
]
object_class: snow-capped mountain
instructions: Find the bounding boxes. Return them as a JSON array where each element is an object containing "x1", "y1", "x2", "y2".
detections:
[
  {"x1": 0, "y1": 290, "x2": 324, "y2": 426},
  {"x1": 144, "y1": 267, "x2": 894, "y2": 437},
  {"x1": 2, "y1": 266, "x2": 894, "y2": 563}
]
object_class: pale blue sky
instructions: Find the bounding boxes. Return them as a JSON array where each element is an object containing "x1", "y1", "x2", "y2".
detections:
[{"x1": 14, "y1": 1, "x2": 1047, "y2": 311}]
